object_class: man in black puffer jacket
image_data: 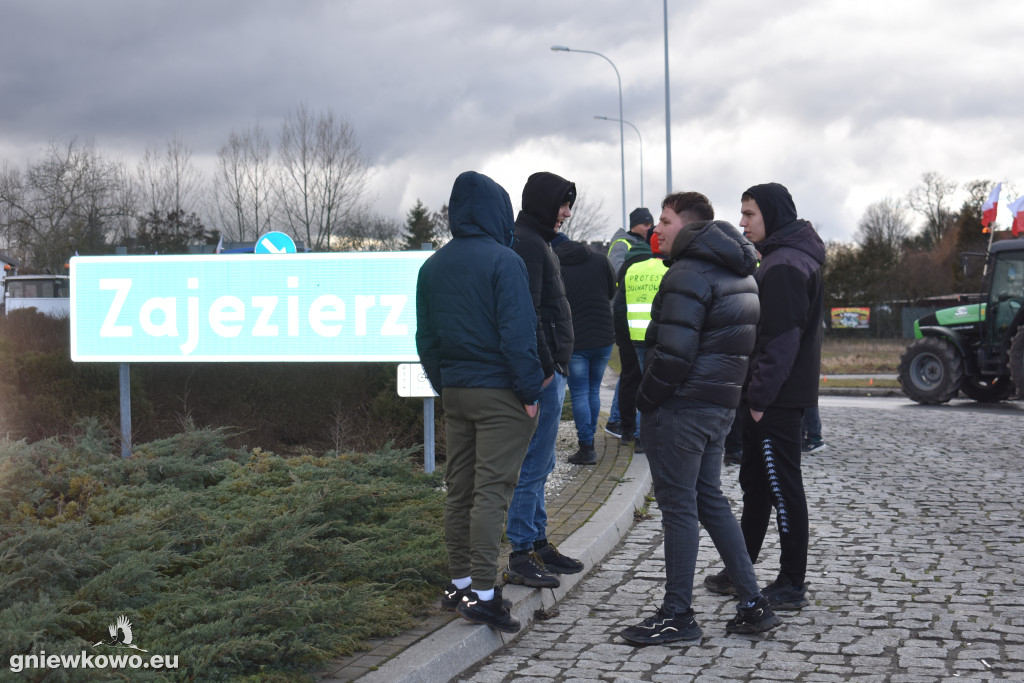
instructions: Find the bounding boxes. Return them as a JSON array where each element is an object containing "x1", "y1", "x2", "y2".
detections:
[
  {"x1": 503, "y1": 171, "x2": 583, "y2": 589},
  {"x1": 416, "y1": 171, "x2": 544, "y2": 634},
  {"x1": 620, "y1": 192, "x2": 781, "y2": 647}
]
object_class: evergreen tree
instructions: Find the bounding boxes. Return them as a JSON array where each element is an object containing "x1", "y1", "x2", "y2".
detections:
[{"x1": 403, "y1": 199, "x2": 437, "y2": 250}]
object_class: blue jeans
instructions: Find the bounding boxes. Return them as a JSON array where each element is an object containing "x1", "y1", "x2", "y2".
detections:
[
  {"x1": 609, "y1": 379, "x2": 621, "y2": 423},
  {"x1": 567, "y1": 345, "x2": 613, "y2": 445},
  {"x1": 506, "y1": 371, "x2": 568, "y2": 552},
  {"x1": 641, "y1": 400, "x2": 761, "y2": 613}
]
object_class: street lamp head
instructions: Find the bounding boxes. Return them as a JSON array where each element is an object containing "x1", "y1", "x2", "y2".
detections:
[{"x1": 550, "y1": 45, "x2": 570, "y2": 52}]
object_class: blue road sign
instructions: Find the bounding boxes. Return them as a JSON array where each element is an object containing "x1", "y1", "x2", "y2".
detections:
[
  {"x1": 70, "y1": 252, "x2": 431, "y2": 362},
  {"x1": 255, "y1": 231, "x2": 297, "y2": 254}
]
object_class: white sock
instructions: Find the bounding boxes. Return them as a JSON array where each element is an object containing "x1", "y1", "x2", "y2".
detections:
[
  {"x1": 473, "y1": 588, "x2": 494, "y2": 601},
  {"x1": 452, "y1": 576, "x2": 471, "y2": 590}
]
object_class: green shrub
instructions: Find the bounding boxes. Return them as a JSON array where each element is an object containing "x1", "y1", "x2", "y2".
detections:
[
  {"x1": 0, "y1": 311, "x2": 434, "y2": 457},
  {"x1": 0, "y1": 428, "x2": 447, "y2": 680}
]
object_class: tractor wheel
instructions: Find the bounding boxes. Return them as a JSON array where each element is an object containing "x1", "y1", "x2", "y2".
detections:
[
  {"x1": 960, "y1": 375, "x2": 1014, "y2": 402},
  {"x1": 898, "y1": 337, "x2": 964, "y2": 404},
  {"x1": 1010, "y1": 327, "x2": 1024, "y2": 398}
]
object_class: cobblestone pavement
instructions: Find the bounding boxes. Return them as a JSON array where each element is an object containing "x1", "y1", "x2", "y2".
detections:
[{"x1": 455, "y1": 400, "x2": 1024, "y2": 682}]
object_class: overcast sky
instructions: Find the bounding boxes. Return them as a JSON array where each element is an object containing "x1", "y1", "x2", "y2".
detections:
[{"x1": 2, "y1": 0, "x2": 1023, "y2": 243}]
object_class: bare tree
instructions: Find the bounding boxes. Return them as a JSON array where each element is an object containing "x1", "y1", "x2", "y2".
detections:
[
  {"x1": 907, "y1": 171, "x2": 957, "y2": 248},
  {"x1": 560, "y1": 189, "x2": 609, "y2": 242},
  {"x1": 277, "y1": 104, "x2": 368, "y2": 252},
  {"x1": 213, "y1": 124, "x2": 275, "y2": 242},
  {"x1": 0, "y1": 162, "x2": 25, "y2": 257},
  {"x1": 854, "y1": 197, "x2": 911, "y2": 266},
  {"x1": 335, "y1": 208, "x2": 404, "y2": 251},
  {"x1": 0, "y1": 139, "x2": 132, "y2": 270},
  {"x1": 137, "y1": 134, "x2": 204, "y2": 219}
]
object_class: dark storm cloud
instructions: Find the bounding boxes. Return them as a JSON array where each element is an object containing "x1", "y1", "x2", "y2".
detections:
[{"x1": 3, "y1": 0, "x2": 1024, "y2": 240}]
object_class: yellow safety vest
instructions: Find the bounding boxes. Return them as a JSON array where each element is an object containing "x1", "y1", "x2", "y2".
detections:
[{"x1": 623, "y1": 258, "x2": 666, "y2": 342}]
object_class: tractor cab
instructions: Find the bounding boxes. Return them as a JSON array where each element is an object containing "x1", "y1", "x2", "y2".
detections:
[
  {"x1": 982, "y1": 241, "x2": 1024, "y2": 367},
  {"x1": 899, "y1": 238, "x2": 1024, "y2": 404}
]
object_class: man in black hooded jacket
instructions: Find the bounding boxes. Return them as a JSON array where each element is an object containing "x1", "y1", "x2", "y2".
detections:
[
  {"x1": 503, "y1": 171, "x2": 584, "y2": 589},
  {"x1": 704, "y1": 182, "x2": 825, "y2": 611}
]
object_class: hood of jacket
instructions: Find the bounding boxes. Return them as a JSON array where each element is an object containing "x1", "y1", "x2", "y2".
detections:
[
  {"x1": 665, "y1": 219, "x2": 759, "y2": 277},
  {"x1": 760, "y1": 218, "x2": 826, "y2": 266},
  {"x1": 448, "y1": 171, "x2": 515, "y2": 247},
  {"x1": 744, "y1": 182, "x2": 798, "y2": 239},
  {"x1": 517, "y1": 171, "x2": 576, "y2": 242},
  {"x1": 553, "y1": 239, "x2": 592, "y2": 266}
]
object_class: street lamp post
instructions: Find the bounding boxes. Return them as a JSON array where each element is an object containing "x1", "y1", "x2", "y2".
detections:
[
  {"x1": 595, "y1": 116, "x2": 643, "y2": 207},
  {"x1": 551, "y1": 45, "x2": 627, "y2": 232},
  {"x1": 663, "y1": 0, "x2": 673, "y2": 194}
]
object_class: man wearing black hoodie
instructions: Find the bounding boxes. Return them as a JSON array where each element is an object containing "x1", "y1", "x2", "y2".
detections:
[
  {"x1": 704, "y1": 182, "x2": 825, "y2": 611},
  {"x1": 503, "y1": 171, "x2": 584, "y2": 589}
]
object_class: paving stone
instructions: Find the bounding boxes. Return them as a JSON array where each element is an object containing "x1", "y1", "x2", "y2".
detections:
[{"x1": 450, "y1": 401, "x2": 1024, "y2": 682}]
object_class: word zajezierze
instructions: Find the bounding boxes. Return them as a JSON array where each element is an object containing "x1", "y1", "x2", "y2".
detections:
[{"x1": 71, "y1": 253, "x2": 429, "y2": 363}]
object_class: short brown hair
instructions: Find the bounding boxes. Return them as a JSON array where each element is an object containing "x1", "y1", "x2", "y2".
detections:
[{"x1": 662, "y1": 191, "x2": 714, "y2": 224}]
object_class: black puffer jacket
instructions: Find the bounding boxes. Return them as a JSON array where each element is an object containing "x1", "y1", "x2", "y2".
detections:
[
  {"x1": 555, "y1": 240, "x2": 616, "y2": 351},
  {"x1": 636, "y1": 220, "x2": 760, "y2": 411},
  {"x1": 513, "y1": 172, "x2": 576, "y2": 376}
]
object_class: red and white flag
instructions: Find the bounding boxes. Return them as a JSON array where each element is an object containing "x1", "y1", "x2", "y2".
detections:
[
  {"x1": 981, "y1": 182, "x2": 1001, "y2": 233},
  {"x1": 1009, "y1": 195, "x2": 1024, "y2": 238}
]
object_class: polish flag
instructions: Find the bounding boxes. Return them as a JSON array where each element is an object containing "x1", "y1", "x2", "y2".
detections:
[
  {"x1": 981, "y1": 182, "x2": 1001, "y2": 233},
  {"x1": 1009, "y1": 195, "x2": 1024, "y2": 238}
]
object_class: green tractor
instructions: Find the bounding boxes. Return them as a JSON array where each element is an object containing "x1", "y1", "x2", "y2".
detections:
[{"x1": 898, "y1": 238, "x2": 1024, "y2": 404}]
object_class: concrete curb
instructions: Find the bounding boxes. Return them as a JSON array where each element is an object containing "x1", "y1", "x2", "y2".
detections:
[{"x1": 357, "y1": 452, "x2": 653, "y2": 683}]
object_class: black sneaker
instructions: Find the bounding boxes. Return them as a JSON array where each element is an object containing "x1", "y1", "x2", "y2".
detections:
[
  {"x1": 620, "y1": 433, "x2": 634, "y2": 447},
  {"x1": 724, "y1": 450, "x2": 742, "y2": 465},
  {"x1": 441, "y1": 582, "x2": 510, "y2": 611},
  {"x1": 502, "y1": 552, "x2": 560, "y2": 588},
  {"x1": 603, "y1": 421, "x2": 623, "y2": 438},
  {"x1": 762, "y1": 575, "x2": 809, "y2": 610},
  {"x1": 568, "y1": 444, "x2": 597, "y2": 465},
  {"x1": 633, "y1": 436, "x2": 645, "y2": 455},
  {"x1": 456, "y1": 586, "x2": 520, "y2": 633},
  {"x1": 703, "y1": 568, "x2": 738, "y2": 596},
  {"x1": 726, "y1": 595, "x2": 782, "y2": 634},
  {"x1": 535, "y1": 541, "x2": 583, "y2": 574},
  {"x1": 802, "y1": 438, "x2": 827, "y2": 454},
  {"x1": 620, "y1": 606, "x2": 703, "y2": 646}
]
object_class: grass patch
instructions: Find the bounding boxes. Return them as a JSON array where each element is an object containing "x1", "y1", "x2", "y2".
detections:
[
  {"x1": 820, "y1": 378, "x2": 900, "y2": 388},
  {"x1": 0, "y1": 420, "x2": 447, "y2": 681},
  {"x1": 820, "y1": 337, "x2": 906, "y2": 375}
]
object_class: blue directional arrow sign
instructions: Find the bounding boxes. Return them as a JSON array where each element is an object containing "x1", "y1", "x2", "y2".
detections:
[{"x1": 255, "y1": 231, "x2": 297, "y2": 254}]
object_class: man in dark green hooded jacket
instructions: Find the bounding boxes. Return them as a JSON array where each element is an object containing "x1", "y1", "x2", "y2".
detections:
[{"x1": 416, "y1": 171, "x2": 544, "y2": 634}]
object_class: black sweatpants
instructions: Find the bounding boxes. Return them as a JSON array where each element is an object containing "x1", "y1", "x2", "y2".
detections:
[{"x1": 738, "y1": 403, "x2": 809, "y2": 586}]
